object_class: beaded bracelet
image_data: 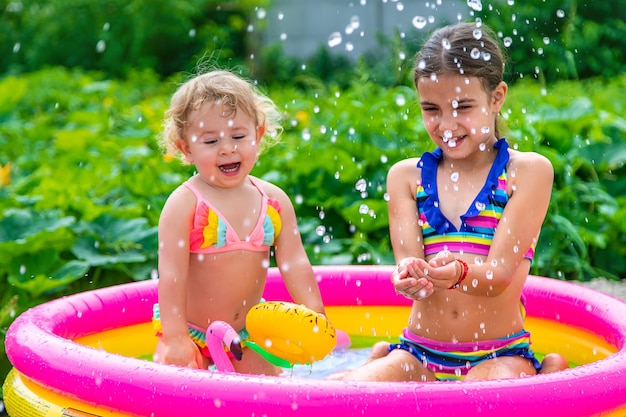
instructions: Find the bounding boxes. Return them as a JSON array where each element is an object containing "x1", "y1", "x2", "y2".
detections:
[{"x1": 448, "y1": 259, "x2": 469, "y2": 290}]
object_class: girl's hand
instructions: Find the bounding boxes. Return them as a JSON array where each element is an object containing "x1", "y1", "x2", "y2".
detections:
[
  {"x1": 422, "y1": 251, "x2": 464, "y2": 292},
  {"x1": 392, "y1": 257, "x2": 435, "y2": 300},
  {"x1": 160, "y1": 337, "x2": 204, "y2": 369}
]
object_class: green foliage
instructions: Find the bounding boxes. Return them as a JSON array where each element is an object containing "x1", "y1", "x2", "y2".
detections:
[
  {"x1": 0, "y1": 0, "x2": 267, "y2": 78},
  {"x1": 475, "y1": 0, "x2": 626, "y2": 82},
  {"x1": 504, "y1": 77, "x2": 626, "y2": 280},
  {"x1": 1, "y1": 66, "x2": 625, "y2": 391}
]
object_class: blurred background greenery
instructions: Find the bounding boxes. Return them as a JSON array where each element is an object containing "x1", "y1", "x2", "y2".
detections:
[{"x1": 1, "y1": 0, "x2": 625, "y2": 400}]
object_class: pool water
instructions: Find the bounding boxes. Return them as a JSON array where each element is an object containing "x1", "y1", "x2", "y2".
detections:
[{"x1": 286, "y1": 348, "x2": 372, "y2": 379}]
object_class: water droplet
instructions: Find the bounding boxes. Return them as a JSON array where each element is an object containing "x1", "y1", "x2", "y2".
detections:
[
  {"x1": 466, "y1": 0, "x2": 483, "y2": 11},
  {"x1": 395, "y1": 94, "x2": 406, "y2": 106},
  {"x1": 412, "y1": 16, "x2": 427, "y2": 29},
  {"x1": 485, "y1": 270, "x2": 494, "y2": 280},
  {"x1": 355, "y1": 178, "x2": 367, "y2": 192},
  {"x1": 315, "y1": 225, "x2": 326, "y2": 236},
  {"x1": 328, "y1": 32, "x2": 342, "y2": 48},
  {"x1": 481, "y1": 126, "x2": 491, "y2": 134},
  {"x1": 479, "y1": 143, "x2": 486, "y2": 151},
  {"x1": 358, "y1": 204, "x2": 369, "y2": 215},
  {"x1": 96, "y1": 40, "x2": 106, "y2": 53},
  {"x1": 556, "y1": 9, "x2": 565, "y2": 18},
  {"x1": 473, "y1": 29, "x2": 482, "y2": 40},
  {"x1": 470, "y1": 48, "x2": 480, "y2": 59},
  {"x1": 503, "y1": 37, "x2": 513, "y2": 47},
  {"x1": 441, "y1": 38, "x2": 451, "y2": 50},
  {"x1": 256, "y1": 8, "x2": 267, "y2": 19},
  {"x1": 150, "y1": 269, "x2": 159, "y2": 280},
  {"x1": 451, "y1": 172, "x2": 459, "y2": 182}
]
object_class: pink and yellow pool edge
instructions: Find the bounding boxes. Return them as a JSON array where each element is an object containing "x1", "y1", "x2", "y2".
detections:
[{"x1": 3, "y1": 265, "x2": 626, "y2": 416}]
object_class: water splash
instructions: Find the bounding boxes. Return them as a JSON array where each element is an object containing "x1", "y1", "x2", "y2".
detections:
[
  {"x1": 412, "y1": 16, "x2": 427, "y2": 30},
  {"x1": 328, "y1": 32, "x2": 342, "y2": 48}
]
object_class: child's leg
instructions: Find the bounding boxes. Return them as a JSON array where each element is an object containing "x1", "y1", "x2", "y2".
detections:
[
  {"x1": 464, "y1": 355, "x2": 539, "y2": 380},
  {"x1": 328, "y1": 344, "x2": 436, "y2": 382},
  {"x1": 233, "y1": 348, "x2": 282, "y2": 376},
  {"x1": 538, "y1": 353, "x2": 569, "y2": 374}
]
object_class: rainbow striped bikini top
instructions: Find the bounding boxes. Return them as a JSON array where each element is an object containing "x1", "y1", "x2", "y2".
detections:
[
  {"x1": 416, "y1": 138, "x2": 534, "y2": 260},
  {"x1": 186, "y1": 177, "x2": 282, "y2": 254}
]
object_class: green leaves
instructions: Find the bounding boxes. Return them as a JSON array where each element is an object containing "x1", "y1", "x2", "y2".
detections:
[{"x1": 0, "y1": 209, "x2": 76, "y2": 258}]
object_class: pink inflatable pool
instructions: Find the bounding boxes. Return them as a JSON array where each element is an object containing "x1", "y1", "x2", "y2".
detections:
[{"x1": 4, "y1": 265, "x2": 626, "y2": 416}]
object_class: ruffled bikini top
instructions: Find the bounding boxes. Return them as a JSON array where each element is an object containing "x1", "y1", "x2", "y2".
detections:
[
  {"x1": 186, "y1": 177, "x2": 282, "y2": 254},
  {"x1": 415, "y1": 138, "x2": 535, "y2": 260}
]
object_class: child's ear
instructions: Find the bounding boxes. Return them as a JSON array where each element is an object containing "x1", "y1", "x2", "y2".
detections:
[
  {"x1": 176, "y1": 139, "x2": 193, "y2": 163},
  {"x1": 256, "y1": 125, "x2": 265, "y2": 144},
  {"x1": 492, "y1": 81, "x2": 508, "y2": 112}
]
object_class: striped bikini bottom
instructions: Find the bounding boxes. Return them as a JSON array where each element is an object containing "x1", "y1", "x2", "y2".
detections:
[{"x1": 388, "y1": 328, "x2": 541, "y2": 381}]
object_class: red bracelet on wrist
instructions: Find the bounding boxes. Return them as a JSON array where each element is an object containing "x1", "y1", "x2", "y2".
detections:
[{"x1": 448, "y1": 259, "x2": 469, "y2": 290}]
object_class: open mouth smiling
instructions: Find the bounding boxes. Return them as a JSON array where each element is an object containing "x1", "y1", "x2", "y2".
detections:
[{"x1": 219, "y1": 162, "x2": 240, "y2": 173}]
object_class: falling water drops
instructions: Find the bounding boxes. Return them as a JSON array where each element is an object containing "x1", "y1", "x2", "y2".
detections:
[
  {"x1": 466, "y1": 0, "x2": 483, "y2": 12},
  {"x1": 355, "y1": 178, "x2": 367, "y2": 192},
  {"x1": 328, "y1": 32, "x2": 342, "y2": 48},
  {"x1": 96, "y1": 40, "x2": 106, "y2": 53},
  {"x1": 412, "y1": 16, "x2": 428, "y2": 29}
]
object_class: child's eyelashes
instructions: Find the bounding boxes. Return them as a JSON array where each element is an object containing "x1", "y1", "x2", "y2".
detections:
[{"x1": 201, "y1": 134, "x2": 248, "y2": 144}]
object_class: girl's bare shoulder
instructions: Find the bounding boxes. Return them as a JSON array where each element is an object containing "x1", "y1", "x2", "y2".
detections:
[
  {"x1": 508, "y1": 149, "x2": 553, "y2": 176},
  {"x1": 388, "y1": 157, "x2": 422, "y2": 178}
]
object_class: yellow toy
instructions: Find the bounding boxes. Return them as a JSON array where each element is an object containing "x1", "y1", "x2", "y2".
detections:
[{"x1": 245, "y1": 301, "x2": 337, "y2": 367}]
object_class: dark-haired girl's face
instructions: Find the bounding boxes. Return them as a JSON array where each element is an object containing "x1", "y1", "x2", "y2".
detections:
[{"x1": 417, "y1": 73, "x2": 506, "y2": 159}]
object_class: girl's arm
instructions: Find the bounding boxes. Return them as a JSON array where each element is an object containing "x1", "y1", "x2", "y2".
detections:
[
  {"x1": 267, "y1": 182, "x2": 325, "y2": 315},
  {"x1": 156, "y1": 187, "x2": 203, "y2": 368},
  {"x1": 386, "y1": 159, "x2": 435, "y2": 300}
]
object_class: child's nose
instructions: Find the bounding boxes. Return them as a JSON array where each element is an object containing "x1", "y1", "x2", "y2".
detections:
[
  {"x1": 438, "y1": 111, "x2": 459, "y2": 132},
  {"x1": 220, "y1": 138, "x2": 238, "y2": 154}
]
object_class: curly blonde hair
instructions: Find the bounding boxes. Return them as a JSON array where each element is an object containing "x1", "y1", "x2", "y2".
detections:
[{"x1": 159, "y1": 70, "x2": 283, "y2": 163}]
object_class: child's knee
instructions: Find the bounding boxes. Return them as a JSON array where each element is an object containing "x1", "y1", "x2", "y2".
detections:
[{"x1": 539, "y1": 353, "x2": 569, "y2": 374}]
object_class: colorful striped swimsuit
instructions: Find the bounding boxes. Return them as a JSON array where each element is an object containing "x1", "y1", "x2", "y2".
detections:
[
  {"x1": 390, "y1": 328, "x2": 541, "y2": 380},
  {"x1": 416, "y1": 138, "x2": 534, "y2": 260},
  {"x1": 390, "y1": 138, "x2": 541, "y2": 380}
]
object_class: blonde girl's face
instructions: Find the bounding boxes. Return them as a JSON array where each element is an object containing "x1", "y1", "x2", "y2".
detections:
[
  {"x1": 178, "y1": 101, "x2": 263, "y2": 187},
  {"x1": 416, "y1": 73, "x2": 506, "y2": 158}
]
